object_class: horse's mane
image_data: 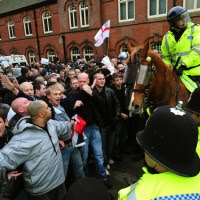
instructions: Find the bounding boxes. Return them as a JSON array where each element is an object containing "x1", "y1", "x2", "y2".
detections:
[{"x1": 147, "y1": 49, "x2": 172, "y2": 75}]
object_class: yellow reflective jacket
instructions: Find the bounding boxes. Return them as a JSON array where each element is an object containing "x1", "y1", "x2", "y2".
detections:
[
  {"x1": 161, "y1": 22, "x2": 200, "y2": 69},
  {"x1": 118, "y1": 168, "x2": 200, "y2": 200},
  {"x1": 161, "y1": 22, "x2": 200, "y2": 92},
  {"x1": 197, "y1": 127, "x2": 200, "y2": 157}
]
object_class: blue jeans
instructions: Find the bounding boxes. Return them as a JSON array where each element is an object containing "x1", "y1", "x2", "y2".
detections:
[
  {"x1": 81, "y1": 124, "x2": 107, "y2": 181},
  {"x1": 61, "y1": 145, "x2": 85, "y2": 180}
]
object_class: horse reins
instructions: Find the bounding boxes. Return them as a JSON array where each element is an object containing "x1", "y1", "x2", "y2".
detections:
[{"x1": 132, "y1": 59, "x2": 157, "y2": 109}]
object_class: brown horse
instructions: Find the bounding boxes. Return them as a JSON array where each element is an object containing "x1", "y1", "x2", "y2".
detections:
[{"x1": 124, "y1": 41, "x2": 190, "y2": 115}]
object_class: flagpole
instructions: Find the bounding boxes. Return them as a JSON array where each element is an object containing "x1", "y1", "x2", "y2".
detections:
[{"x1": 106, "y1": 37, "x2": 110, "y2": 56}]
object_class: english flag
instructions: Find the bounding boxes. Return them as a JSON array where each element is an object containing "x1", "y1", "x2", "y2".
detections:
[{"x1": 94, "y1": 20, "x2": 110, "y2": 47}]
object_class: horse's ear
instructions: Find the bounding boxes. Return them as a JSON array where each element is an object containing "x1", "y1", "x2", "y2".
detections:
[
  {"x1": 140, "y1": 40, "x2": 149, "y2": 60},
  {"x1": 127, "y1": 43, "x2": 134, "y2": 54}
]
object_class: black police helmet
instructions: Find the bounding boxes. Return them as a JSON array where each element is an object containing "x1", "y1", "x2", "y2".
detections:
[
  {"x1": 185, "y1": 88, "x2": 200, "y2": 115},
  {"x1": 167, "y1": 6, "x2": 190, "y2": 31},
  {"x1": 137, "y1": 106, "x2": 200, "y2": 177},
  {"x1": 167, "y1": 6, "x2": 186, "y2": 23}
]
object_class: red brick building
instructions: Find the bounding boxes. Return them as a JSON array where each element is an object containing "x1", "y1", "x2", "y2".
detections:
[{"x1": 0, "y1": 0, "x2": 200, "y2": 63}]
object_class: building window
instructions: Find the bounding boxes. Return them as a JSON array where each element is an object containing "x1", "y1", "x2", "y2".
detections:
[
  {"x1": 8, "y1": 20, "x2": 16, "y2": 39},
  {"x1": 79, "y1": 1, "x2": 89, "y2": 27},
  {"x1": 71, "y1": 47, "x2": 80, "y2": 61},
  {"x1": 120, "y1": 44, "x2": 129, "y2": 54},
  {"x1": 47, "y1": 49, "x2": 56, "y2": 62},
  {"x1": 184, "y1": 0, "x2": 200, "y2": 11},
  {"x1": 83, "y1": 46, "x2": 94, "y2": 60},
  {"x1": 118, "y1": 0, "x2": 134, "y2": 22},
  {"x1": 42, "y1": 11, "x2": 52, "y2": 34},
  {"x1": 151, "y1": 42, "x2": 161, "y2": 54},
  {"x1": 69, "y1": 4, "x2": 78, "y2": 29},
  {"x1": 23, "y1": 16, "x2": 32, "y2": 36},
  {"x1": 148, "y1": 0, "x2": 167, "y2": 18},
  {"x1": 29, "y1": 51, "x2": 36, "y2": 63}
]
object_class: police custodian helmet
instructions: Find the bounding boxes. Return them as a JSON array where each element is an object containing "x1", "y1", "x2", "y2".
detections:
[
  {"x1": 167, "y1": 6, "x2": 191, "y2": 31},
  {"x1": 137, "y1": 106, "x2": 200, "y2": 177}
]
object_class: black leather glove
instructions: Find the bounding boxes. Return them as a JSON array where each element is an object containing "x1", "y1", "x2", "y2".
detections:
[
  {"x1": 175, "y1": 64, "x2": 186, "y2": 76},
  {"x1": 175, "y1": 68, "x2": 183, "y2": 76}
]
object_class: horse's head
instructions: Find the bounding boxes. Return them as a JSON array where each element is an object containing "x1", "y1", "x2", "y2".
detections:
[
  {"x1": 124, "y1": 41, "x2": 151, "y2": 115},
  {"x1": 125, "y1": 41, "x2": 190, "y2": 116}
]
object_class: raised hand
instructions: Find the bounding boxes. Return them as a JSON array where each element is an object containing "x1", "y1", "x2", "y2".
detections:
[{"x1": 7, "y1": 171, "x2": 22, "y2": 180}]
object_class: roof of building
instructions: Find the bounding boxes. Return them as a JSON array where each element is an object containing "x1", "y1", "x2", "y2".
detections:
[{"x1": 0, "y1": 0, "x2": 56, "y2": 16}]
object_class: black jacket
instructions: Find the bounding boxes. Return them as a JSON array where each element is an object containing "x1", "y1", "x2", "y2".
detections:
[
  {"x1": 92, "y1": 87, "x2": 121, "y2": 126},
  {"x1": 61, "y1": 89, "x2": 102, "y2": 126}
]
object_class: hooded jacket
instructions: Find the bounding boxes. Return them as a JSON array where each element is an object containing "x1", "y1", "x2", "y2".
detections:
[{"x1": 0, "y1": 116, "x2": 71, "y2": 196}]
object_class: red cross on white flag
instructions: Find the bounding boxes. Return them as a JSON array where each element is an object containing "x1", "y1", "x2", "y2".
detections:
[{"x1": 94, "y1": 20, "x2": 110, "y2": 47}]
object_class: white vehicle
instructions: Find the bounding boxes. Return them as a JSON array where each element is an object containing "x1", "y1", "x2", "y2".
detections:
[
  {"x1": 0, "y1": 56, "x2": 9, "y2": 65},
  {"x1": 0, "y1": 54, "x2": 28, "y2": 67}
]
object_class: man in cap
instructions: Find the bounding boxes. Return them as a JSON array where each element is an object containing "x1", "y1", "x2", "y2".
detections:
[
  {"x1": 118, "y1": 105, "x2": 200, "y2": 200},
  {"x1": 184, "y1": 87, "x2": 200, "y2": 156}
]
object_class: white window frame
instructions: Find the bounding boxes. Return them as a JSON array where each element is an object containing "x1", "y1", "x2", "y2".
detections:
[
  {"x1": 118, "y1": 0, "x2": 135, "y2": 22},
  {"x1": 29, "y1": 51, "x2": 36, "y2": 63},
  {"x1": 83, "y1": 46, "x2": 94, "y2": 59},
  {"x1": 8, "y1": 20, "x2": 16, "y2": 39},
  {"x1": 47, "y1": 49, "x2": 56, "y2": 62},
  {"x1": 79, "y1": 1, "x2": 89, "y2": 27},
  {"x1": 147, "y1": 0, "x2": 167, "y2": 19},
  {"x1": 42, "y1": 11, "x2": 53, "y2": 34},
  {"x1": 120, "y1": 44, "x2": 129, "y2": 54},
  {"x1": 23, "y1": 16, "x2": 32, "y2": 36},
  {"x1": 69, "y1": 4, "x2": 78, "y2": 29},
  {"x1": 150, "y1": 42, "x2": 161, "y2": 54},
  {"x1": 71, "y1": 47, "x2": 80, "y2": 61},
  {"x1": 183, "y1": 0, "x2": 200, "y2": 11}
]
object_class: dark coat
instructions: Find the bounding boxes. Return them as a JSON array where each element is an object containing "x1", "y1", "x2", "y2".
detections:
[
  {"x1": 92, "y1": 87, "x2": 121, "y2": 126},
  {"x1": 61, "y1": 89, "x2": 103, "y2": 126}
]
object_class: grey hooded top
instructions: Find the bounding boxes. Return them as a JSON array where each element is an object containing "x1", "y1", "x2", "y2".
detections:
[{"x1": 0, "y1": 116, "x2": 71, "y2": 196}]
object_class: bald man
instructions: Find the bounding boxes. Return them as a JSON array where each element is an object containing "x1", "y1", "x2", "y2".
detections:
[
  {"x1": 0, "y1": 100, "x2": 72, "y2": 199},
  {"x1": 11, "y1": 97, "x2": 30, "y2": 117},
  {"x1": 19, "y1": 82, "x2": 34, "y2": 97},
  {"x1": 62, "y1": 73, "x2": 111, "y2": 188},
  {"x1": 9, "y1": 97, "x2": 31, "y2": 131},
  {"x1": 1, "y1": 75, "x2": 44, "y2": 101}
]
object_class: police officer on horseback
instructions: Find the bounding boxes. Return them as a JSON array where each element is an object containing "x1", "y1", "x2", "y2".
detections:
[{"x1": 161, "y1": 6, "x2": 200, "y2": 92}]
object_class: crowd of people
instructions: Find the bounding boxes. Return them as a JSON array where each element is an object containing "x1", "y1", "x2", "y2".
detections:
[
  {"x1": 1, "y1": 5, "x2": 200, "y2": 200},
  {"x1": 0, "y1": 53, "x2": 145, "y2": 200}
]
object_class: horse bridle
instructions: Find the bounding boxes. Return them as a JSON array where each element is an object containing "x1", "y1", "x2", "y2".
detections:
[
  {"x1": 131, "y1": 49, "x2": 157, "y2": 111},
  {"x1": 132, "y1": 60, "x2": 181, "y2": 113}
]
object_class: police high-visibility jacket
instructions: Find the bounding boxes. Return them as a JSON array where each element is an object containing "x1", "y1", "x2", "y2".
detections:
[
  {"x1": 197, "y1": 127, "x2": 200, "y2": 157},
  {"x1": 161, "y1": 22, "x2": 200, "y2": 92},
  {"x1": 118, "y1": 168, "x2": 200, "y2": 200}
]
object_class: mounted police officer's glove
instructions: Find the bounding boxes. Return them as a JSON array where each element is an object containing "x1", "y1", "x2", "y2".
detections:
[
  {"x1": 175, "y1": 68, "x2": 183, "y2": 76},
  {"x1": 175, "y1": 64, "x2": 186, "y2": 76}
]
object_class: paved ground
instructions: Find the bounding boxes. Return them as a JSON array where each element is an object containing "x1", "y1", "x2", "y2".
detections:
[
  {"x1": 87, "y1": 145, "x2": 145, "y2": 199},
  {"x1": 109, "y1": 154, "x2": 144, "y2": 199}
]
